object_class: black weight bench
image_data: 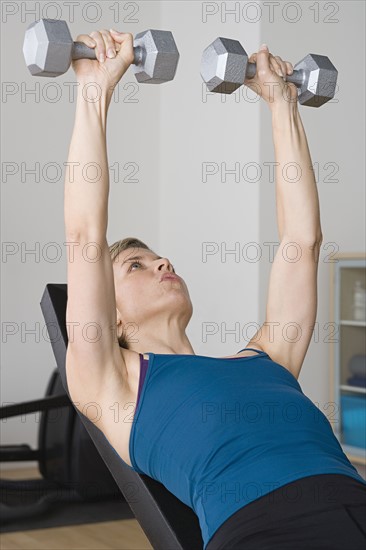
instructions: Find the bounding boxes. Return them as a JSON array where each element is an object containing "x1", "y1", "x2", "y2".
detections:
[{"x1": 40, "y1": 284, "x2": 203, "y2": 550}]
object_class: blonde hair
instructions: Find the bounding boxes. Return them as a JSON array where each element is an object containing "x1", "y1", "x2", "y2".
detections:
[{"x1": 108, "y1": 237, "x2": 154, "y2": 349}]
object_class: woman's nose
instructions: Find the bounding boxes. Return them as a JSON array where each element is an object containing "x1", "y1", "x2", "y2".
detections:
[{"x1": 158, "y1": 258, "x2": 174, "y2": 272}]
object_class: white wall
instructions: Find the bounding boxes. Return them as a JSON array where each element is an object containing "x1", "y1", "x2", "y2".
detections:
[{"x1": 2, "y1": 0, "x2": 365, "y2": 481}]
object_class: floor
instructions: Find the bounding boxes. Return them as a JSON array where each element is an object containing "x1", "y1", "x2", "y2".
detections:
[{"x1": 0, "y1": 467, "x2": 153, "y2": 550}]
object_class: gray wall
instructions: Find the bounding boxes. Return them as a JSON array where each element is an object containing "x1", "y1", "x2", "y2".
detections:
[{"x1": 2, "y1": 0, "x2": 365, "y2": 481}]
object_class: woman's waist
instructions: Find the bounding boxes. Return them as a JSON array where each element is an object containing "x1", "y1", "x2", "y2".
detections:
[{"x1": 205, "y1": 473, "x2": 366, "y2": 550}]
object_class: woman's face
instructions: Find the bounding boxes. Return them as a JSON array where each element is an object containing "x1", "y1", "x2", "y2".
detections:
[{"x1": 112, "y1": 247, "x2": 193, "y2": 329}]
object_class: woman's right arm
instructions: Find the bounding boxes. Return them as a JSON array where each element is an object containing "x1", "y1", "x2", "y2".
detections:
[{"x1": 64, "y1": 30, "x2": 134, "y2": 399}]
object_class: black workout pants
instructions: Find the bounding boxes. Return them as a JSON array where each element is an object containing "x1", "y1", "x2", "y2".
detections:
[{"x1": 206, "y1": 474, "x2": 366, "y2": 550}]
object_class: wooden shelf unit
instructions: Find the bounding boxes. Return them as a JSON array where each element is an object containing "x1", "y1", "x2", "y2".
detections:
[{"x1": 329, "y1": 252, "x2": 366, "y2": 465}]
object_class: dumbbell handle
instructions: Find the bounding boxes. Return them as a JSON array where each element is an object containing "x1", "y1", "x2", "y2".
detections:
[
  {"x1": 72, "y1": 41, "x2": 145, "y2": 66},
  {"x1": 245, "y1": 61, "x2": 305, "y2": 87}
]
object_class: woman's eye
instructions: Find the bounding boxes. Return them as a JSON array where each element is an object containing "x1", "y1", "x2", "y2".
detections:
[{"x1": 130, "y1": 261, "x2": 142, "y2": 271}]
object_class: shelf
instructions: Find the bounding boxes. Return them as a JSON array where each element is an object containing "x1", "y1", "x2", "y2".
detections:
[
  {"x1": 340, "y1": 385, "x2": 366, "y2": 395},
  {"x1": 330, "y1": 256, "x2": 366, "y2": 469},
  {"x1": 333, "y1": 433, "x2": 366, "y2": 464},
  {"x1": 340, "y1": 320, "x2": 366, "y2": 327},
  {"x1": 341, "y1": 444, "x2": 366, "y2": 464}
]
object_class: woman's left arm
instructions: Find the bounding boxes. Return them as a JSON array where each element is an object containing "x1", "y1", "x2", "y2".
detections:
[
  {"x1": 245, "y1": 45, "x2": 323, "y2": 379},
  {"x1": 271, "y1": 102, "x2": 323, "y2": 244}
]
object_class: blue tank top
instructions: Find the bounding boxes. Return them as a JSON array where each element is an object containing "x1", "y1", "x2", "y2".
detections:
[{"x1": 101, "y1": 349, "x2": 366, "y2": 549}]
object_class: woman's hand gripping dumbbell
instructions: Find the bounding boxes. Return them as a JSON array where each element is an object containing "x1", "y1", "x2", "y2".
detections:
[
  {"x1": 23, "y1": 19, "x2": 180, "y2": 91},
  {"x1": 201, "y1": 38, "x2": 338, "y2": 108}
]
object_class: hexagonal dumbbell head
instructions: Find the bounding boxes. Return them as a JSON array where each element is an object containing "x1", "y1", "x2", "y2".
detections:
[
  {"x1": 200, "y1": 37, "x2": 248, "y2": 94},
  {"x1": 23, "y1": 19, "x2": 73, "y2": 77},
  {"x1": 294, "y1": 54, "x2": 338, "y2": 107},
  {"x1": 132, "y1": 29, "x2": 180, "y2": 84}
]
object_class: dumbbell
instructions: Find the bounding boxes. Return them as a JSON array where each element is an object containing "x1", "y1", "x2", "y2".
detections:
[
  {"x1": 201, "y1": 37, "x2": 338, "y2": 107},
  {"x1": 23, "y1": 19, "x2": 180, "y2": 84}
]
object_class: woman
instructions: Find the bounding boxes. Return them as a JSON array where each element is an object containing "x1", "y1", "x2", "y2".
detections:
[{"x1": 64, "y1": 29, "x2": 366, "y2": 549}]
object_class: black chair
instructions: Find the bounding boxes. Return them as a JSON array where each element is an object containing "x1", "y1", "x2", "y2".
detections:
[{"x1": 39, "y1": 283, "x2": 203, "y2": 550}]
